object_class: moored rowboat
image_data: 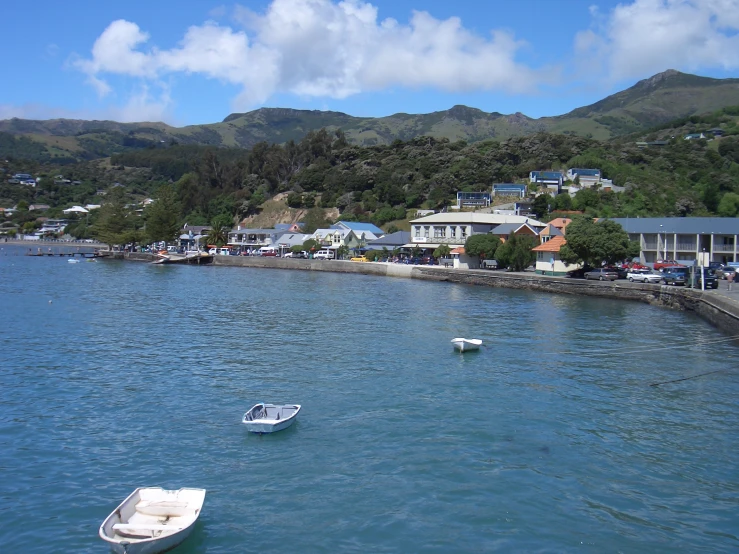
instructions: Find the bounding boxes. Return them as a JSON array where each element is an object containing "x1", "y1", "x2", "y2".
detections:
[
  {"x1": 451, "y1": 338, "x2": 482, "y2": 352},
  {"x1": 99, "y1": 487, "x2": 206, "y2": 554},
  {"x1": 242, "y1": 403, "x2": 301, "y2": 433}
]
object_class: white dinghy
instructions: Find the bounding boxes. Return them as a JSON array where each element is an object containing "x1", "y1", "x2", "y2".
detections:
[
  {"x1": 99, "y1": 487, "x2": 206, "y2": 554},
  {"x1": 451, "y1": 338, "x2": 482, "y2": 352},
  {"x1": 242, "y1": 403, "x2": 301, "y2": 434}
]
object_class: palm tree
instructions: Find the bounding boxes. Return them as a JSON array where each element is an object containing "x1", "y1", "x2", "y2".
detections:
[{"x1": 204, "y1": 226, "x2": 227, "y2": 247}]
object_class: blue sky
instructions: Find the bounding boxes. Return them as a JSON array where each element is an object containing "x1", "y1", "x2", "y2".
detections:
[{"x1": 1, "y1": 0, "x2": 738, "y2": 125}]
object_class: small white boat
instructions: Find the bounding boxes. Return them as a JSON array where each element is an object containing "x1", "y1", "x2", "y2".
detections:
[
  {"x1": 451, "y1": 338, "x2": 482, "y2": 352},
  {"x1": 99, "y1": 487, "x2": 206, "y2": 554},
  {"x1": 67, "y1": 258, "x2": 80, "y2": 263},
  {"x1": 242, "y1": 403, "x2": 301, "y2": 433}
]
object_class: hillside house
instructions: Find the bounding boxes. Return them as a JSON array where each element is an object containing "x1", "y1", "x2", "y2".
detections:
[
  {"x1": 492, "y1": 183, "x2": 527, "y2": 198},
  {"x1": 456, "y1": 191, "x2": 491, "y2": 208},
  {"x1": 529, "y1": 171, "x2": 564, "y2": 194}
]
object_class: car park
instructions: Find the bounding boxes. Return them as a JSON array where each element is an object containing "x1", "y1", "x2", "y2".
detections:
[
  {"x1": 584, "y1": 268, "x2": 618, "y2": 281},
  {"x1": 627, "y1": 269, "x2": 661, "y2": 283}
]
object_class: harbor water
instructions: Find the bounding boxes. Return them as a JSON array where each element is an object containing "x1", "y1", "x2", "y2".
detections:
[{"x1": 1, "y1": 248, "x2": 738, "y2": 553}]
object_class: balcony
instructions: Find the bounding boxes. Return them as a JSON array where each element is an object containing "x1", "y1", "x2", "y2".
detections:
[
  {"x1": 642, "y1": 241, "x2": 658, "y2": 250},
  {"x1": 412, "y1": 236, "x2": 464, "y2": 245},
  {"x1": 714, "y1": 244, "x2": 736, "y2": 252},
  {"x1": 676, "y1": 243, "x2": 697, "y2": 251}
]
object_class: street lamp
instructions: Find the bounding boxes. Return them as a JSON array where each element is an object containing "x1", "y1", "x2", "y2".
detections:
[{"x1": 659, "y1": 224, "x2": 666, "y2": 260}]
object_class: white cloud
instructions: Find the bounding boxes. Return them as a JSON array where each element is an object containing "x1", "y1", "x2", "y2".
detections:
[
  {"x1": 576, "y1": 0, "x2": 739, "y2": 81},
  {"x1": 73, "y1": 0, "x2": 555, "y2": 113}
]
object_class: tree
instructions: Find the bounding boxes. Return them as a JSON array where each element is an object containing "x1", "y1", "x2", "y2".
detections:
[
  {"x1": 204, "y1": 225, "x2": 228, "y2": 247},
  {"x1": 532, "y1": 194, "x2": 552, "y2": 219},
  {"x1": 559, "y1": 216, "x2": 639, "y2": 266},
  {"x1": 464, "y1": 234, "x2": 501, "y2": 260},
  {"x1": 336, "y1": 244, "x2": 349, "y2": 260},
  {"x1": 145, "y1": 184, "x2": 181, "y2": 244},
  {"x1": 301, "y1": 207, "x2": 330, "y2": 233},
  {"x1": 717, "y1": 192, "x2": 739, "y2": 217},
  {"x1": 302, "y1": 238, "x2": 320, "y2": 253},
  {"x1": 92, "y1": 188, "x2": 131, "y2": 248},
  {"x1": 494, "y1": 233, "x2": 537, "y2": 271},
  {"x1": 433, "y1": 244, "x2": 451, "y2": 259}
]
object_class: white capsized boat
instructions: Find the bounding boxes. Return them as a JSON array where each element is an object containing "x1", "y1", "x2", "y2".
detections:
[
  {"x1": 242, "y1": 403, "x2": 301, "y2": 433},
  {"x1": 99, "y1": 487, "x2": 206, "y2": 554},
  {"x1": 451, "y1": 338, "x2": 482, "y2": 352}
]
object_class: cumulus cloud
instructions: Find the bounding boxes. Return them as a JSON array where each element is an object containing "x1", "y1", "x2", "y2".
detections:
[
  {"x1": 576, "y1": 0, "x2": 739, "y2": 81},
  {"x1": 73, "y1": 0, "x2": 554, "y2": 113}
]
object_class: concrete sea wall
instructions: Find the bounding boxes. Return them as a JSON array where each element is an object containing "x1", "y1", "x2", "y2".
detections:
[{"x1": 113, "y1": 252, "x2": 739, "y2": 333}]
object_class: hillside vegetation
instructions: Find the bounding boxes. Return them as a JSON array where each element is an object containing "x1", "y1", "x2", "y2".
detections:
[{"x1": 2, "y1": 70, "x2": 739, "y2": 162}]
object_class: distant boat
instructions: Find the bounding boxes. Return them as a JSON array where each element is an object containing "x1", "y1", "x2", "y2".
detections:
[
  {"x1": 242, "y1": 403, "x2": 301, "y2": 433},
  {"x1": 67, "y1": 258, "x2": 80, "y2": 264},
  {"x1": 99, "y1": 487, "x2": 206, "y2": 554},
  {"x1": 451, "y1": 338, "x2": 482, "y2": 352}
]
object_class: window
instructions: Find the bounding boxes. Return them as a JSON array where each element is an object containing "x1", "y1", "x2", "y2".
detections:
[
  {"x1": 460, "y1": 226, "x2": 467, "y2": 238},
  {"x1": 423, "y1": 226, "x2": 430, "y2": 238},
  {"x1": 450, "y1": 227, "x2": 456, "y2": 239},
  {"x1": 434, "y1": 226, "x2": 446, "y2": 238},
  {"x1": 414, "y1": 226, "x2": 420, "y2": 238}
]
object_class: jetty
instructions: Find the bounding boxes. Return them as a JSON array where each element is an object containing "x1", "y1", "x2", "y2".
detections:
[{"x1": 151, "y1": 252, "x2": 214, "y2": 265}]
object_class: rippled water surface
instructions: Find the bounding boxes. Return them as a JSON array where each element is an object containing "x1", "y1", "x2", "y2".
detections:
[{"x1": 1, "y1": 248, "x2": 738, "y2": 553}]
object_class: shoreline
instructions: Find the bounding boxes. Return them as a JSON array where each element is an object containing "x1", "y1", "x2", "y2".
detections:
[{"x1": 99, "y1": 251, "x2": 739, "y2": 335}]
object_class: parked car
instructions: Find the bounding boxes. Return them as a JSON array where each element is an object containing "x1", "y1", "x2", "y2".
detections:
[
  {"x1": 627, "y1": 269, "x2": 661, "y2": 283},
  {"x1": 566, "y1": 266, "x2": 592, "y2": 278},
  {"x1": 654, "y1": 260, "x2": 681, "y2": 270},
  {"x1": 661, "y1": 267, "x2": 689, "y2": 286},
  {"x1": 420, "y1": 256, "x2": 436, "y2": 265},
  {"x1": 350, "y1": 255, "x2": 369, "y2": 262},
  {"x1": 695, "y1": 269, "x2": 719, "y2": 289},
  {"x1": 314, "y1": 249, "x2": 335, "y2": 260},
  {"x1": 584, "y1": 268, "x2": 619, "y2": 281},
  {"x1": 716, "y1": 265, "x2": 738, "y2": 280}
]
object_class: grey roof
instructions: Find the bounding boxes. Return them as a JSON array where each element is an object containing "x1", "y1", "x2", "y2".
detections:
[
  {"x1": 609, "y1": 217, "x2": 739, "y2": 235},
  {"x1": 366, "y1": 231, "x2": 411, "y2": 249},
  {"x1": 491, "y1": 222, "x2": 538, "y2": 236}
]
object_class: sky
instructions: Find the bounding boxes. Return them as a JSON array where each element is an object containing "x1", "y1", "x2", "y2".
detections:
[{"x1": 1, "y1": 0, "x2": 739, "y2": 126}]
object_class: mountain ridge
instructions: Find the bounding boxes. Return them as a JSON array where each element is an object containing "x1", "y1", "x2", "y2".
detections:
[{"x1": 1, "y1": 70, "x2": 738, "y2": 162}]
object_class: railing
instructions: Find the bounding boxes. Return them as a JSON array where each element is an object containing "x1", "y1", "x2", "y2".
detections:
[
  {"x1": 642, "y1": 242, "x2": 658, "y2": 250},
  {"x1": 412, "y1": 237, "x2": 464, "y2": 245},
  {"x1": 714, "y1": 244, "x2": 736, "y2": 252},
  {"x1": 676, "y1": 243, "x2": 697, "y2": 251}
]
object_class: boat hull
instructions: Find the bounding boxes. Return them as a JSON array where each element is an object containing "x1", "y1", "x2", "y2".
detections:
[
  {"x1": 451, "y1": 338, "x2": 482, "y2": 352},
  {"x1": 99, "y1": 487, "x2": 205, "y2": 554},
  {"x1": 242, "y1": 403, "x2": 301, "y2": 433}
]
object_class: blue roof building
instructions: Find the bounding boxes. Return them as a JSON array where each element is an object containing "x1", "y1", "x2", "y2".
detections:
[
  {"x1": 492, "y1": 183, "x2": 527, "y2": 198},
  {"x1": 331, "y1": 221, "x2": 384, "y2": 236}
]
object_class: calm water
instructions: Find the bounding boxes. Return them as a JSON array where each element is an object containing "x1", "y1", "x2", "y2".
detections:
[{"x1": 1, "y1": 247, "x2": 738, "y2": 553}]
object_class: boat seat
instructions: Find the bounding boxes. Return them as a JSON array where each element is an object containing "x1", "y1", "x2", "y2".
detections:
[{"x1": 113, "y1": 523, "x2": 181, "y2": 536}]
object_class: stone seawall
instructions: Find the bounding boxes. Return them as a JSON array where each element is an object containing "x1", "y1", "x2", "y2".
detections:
[{"x1": 110, "y1": 253, "x2": 739, "y2": 333}]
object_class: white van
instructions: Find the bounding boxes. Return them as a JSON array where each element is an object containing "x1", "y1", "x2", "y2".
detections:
[{"x1": 314, "y1": 249, "x2": 335, "y2": 260}]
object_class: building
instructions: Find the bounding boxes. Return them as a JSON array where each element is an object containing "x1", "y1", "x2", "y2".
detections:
[
  {"x1": 330, "y1": 221, "x2": 384, "y2": 237},
  {"x1": 366, "y1": 231, "x2": 411, "y2": 252},
  {"x1": 532, "y1": 236, "x2": 579, "y2": 276},
  {"x1": 684, "y1": 133, "x2": 706, "y2": 140},
  {"x1": 492, "y1": 183, "x2": 527, "y2": 198},
  {"x1": 608, "y1": 217, "x2": 739, "y2": 265},
  {"x1": 566, "y1": 168, "x2": 601, "y2": 186},
  {"x1": 491, "y1": 222, "x2": 539, "y2": 241},
  {"x1": 529, "y1": 171, "x2": 564, "y2": 194},
  {"x1": 406, "y1": 212, "x2": 545, "y2": 268},
  {"x1": 456, "y1": 191, "x2": 491, "y2": 208},
  {"x1": 28, "y1": 204, "x2": 50, "y2": 212}
]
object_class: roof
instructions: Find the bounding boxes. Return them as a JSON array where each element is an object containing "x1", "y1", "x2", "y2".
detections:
[
  {"x1": 331, "y1": 221, "x2": 384, "y2": 235},
  {"x1": 539, "y1": 224, "x2": 564, "y2": 237},
  {"x1": 366, "y1": 231, "x2": 411, "y2": 249},
  {"x1": 450, "y1": 247, "x2": 465, "y2": 254},
  {"x1": 608, "y1": 217, "x2": 739, "y2": 235},
  {"x1": 532, "y1": 235, "x2": 567, "y2": 252},
  {"x1": 531, "y1": 171, "x2": 563, "y2": 180},
  {"x1": 229, "y1": 227, "x2": 275, "y2": 234},
  {"x1": 492, "y1": 183, "x2": 526, "y2": 189},
  {"x1": 410, "y1": 212, "x2": 545, "y2": 227},
  {"x1": 570, "y1": 168, "x2": 600, "y2": 176},
  {"x1": 548, "y1": 217, "x2": 572, "y2": 231},
  {"x1": 491, "y1": 222, "x2": 538, "y2": 236}
]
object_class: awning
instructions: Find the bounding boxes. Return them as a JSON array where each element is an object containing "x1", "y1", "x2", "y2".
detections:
[{"x1": 401, "y1": 243, "x2": 441, "y2": 249}]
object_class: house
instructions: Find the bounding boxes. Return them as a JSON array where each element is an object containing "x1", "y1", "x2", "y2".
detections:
[
  {"x1": 547, "y1": 217, "x2": 572, "y2": 235},
  {"x1": 684, "y1": 133, "x2": 706, "y2": 140},
  {"x1": 492, "y1": 183, "x2": 527, "y2": 198},
  {"x1": 491, "y1": 201, "x2": 533, "y2": 216},
  {"x1": 228, "y1": 227, "x2": 278, "y2": 251},
  {"x1": 707, "y1": 128, "x2": 724, "y2": 137},
  {"x1": 271, "y1": 231, "x2": 312, "y2": 252},
  {"x1": 566, "y1": 168, "x2": 601, "y2": 188},
  {"x1": 607, "y1": 217, "x2": 739, "y2": 265},
  {"x1": 37, "y1": 219, "x2": 68, "y2": 236},
  {"x1": 331, "y1": 221, "x2": 384, "y2": 237},
  {"x1": 538, "y1": 223, "x2": 564, "y2": 244},
  {"x1": 491, "y1": 222, "x2": 539, "y2": 241},
  {"x1": 312, "y1": 228, "x2": 374, "y2": 251},
  {"x1": 414, "y1": 209, "x2": 435, "y2": 218},
  {"x1": 28, "y1": 204, "x2": 50, "y2": 212},
  {"x1": 529, "y1": 171, "x2": 564, "y2": 194},
  {"x1": 274, "y1": 223, "x2": 304, "y2": 232},
  {"x1": 532, "y1": 236, "x2": 579, "y2": 276},
  {"x1": 406, "y1": 212, "x2": 546, "y2": 268},
  {"x1": 456, "y1": 191, "x2": 491, "y2": 208}
]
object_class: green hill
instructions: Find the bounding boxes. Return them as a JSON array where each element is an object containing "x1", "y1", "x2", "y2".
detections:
[{"x1": 1, "y1": 70, "x2": 738, "y2": 161}]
